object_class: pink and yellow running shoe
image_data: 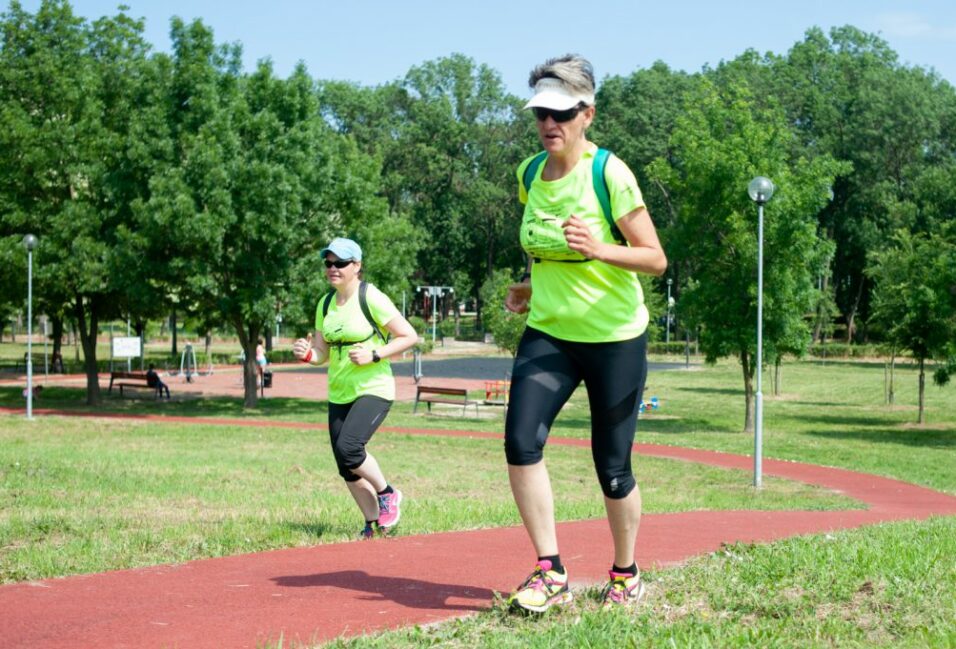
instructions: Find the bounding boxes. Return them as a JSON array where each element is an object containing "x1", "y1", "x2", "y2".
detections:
[{"x1": 508, "y1": 560, "x2": 572, "y2": 613}]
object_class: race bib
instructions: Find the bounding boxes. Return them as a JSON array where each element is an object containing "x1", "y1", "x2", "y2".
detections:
[{"x1": 520, "y1": 208, "x2": 586, "y2": 261}]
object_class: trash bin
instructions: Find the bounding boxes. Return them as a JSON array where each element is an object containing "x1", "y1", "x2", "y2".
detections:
[{"x1": 262, "y1": 369, "x2": 273, "y2": 388}]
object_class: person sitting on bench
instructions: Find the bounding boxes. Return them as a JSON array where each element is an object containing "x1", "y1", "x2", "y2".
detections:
[{"x1": 146, "y1": 364, "x2": 170, "y2": 399}]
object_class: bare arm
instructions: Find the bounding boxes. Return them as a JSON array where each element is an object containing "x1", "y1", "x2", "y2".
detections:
[
  {"x1": 348, "y1": 314, "x2": 419, "y2": 365},
  {"x1": 562, "y1": 206, "x2": 667, "y2": 276},
  {"x1": 292, "y1": 332, "x2": 329, "y2": 366}
]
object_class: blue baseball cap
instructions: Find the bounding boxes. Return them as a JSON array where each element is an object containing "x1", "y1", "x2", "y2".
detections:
[{"x1": 319, "y1": 237, "x2": 363, "y2": 261}]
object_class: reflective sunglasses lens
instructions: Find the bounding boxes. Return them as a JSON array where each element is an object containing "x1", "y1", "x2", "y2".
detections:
[{"x1": 324, "y1": 259, "x2": 352, "y2": 269}]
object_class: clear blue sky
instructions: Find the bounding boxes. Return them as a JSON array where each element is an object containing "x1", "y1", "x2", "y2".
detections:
[{"x1": 17, "y1": 1, "x2": 956, "y2": 94}]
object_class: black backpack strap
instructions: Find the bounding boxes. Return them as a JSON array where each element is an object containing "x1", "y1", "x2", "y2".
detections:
[
  {"x1": 359, "y1": 281, "x2": 388, "y2": 342},
  {"x1": 321, "y1": 290, "x2": 335, "y2": 318}
]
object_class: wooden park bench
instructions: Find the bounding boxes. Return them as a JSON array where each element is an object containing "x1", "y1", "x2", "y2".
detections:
[
  {"x1": 108, "y1": 371, "x2": 161, "y2": 398},
  {"x1": 413, "y1": 385, "x2": 479, "y2": 417}
]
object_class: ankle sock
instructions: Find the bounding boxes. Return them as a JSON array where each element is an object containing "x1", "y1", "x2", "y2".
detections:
[
  {"x1": 377, "y1": 485, "x2": 394, "y2": 495},
  {"x1": 612, "y1": 563, "x2": 638, "y2": 577},
  {"x1": 538, "y1": 554, "x2": 564, "y2": 574}
]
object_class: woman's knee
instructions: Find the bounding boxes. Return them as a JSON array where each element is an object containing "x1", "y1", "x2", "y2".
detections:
[
  {"x1": 504, "y1": 430, "x2": 545, "y2": 465},
  {"x1": 597, "y1": 470, "x2": 636, "y2": 499}
]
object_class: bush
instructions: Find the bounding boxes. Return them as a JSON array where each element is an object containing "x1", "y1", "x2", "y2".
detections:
[
  {"x1": 648, "y1": 341, "x2": 692, "y2": 355},
  {"x1": 479, "y1": 270, "x2": 526, "y2": 356}
]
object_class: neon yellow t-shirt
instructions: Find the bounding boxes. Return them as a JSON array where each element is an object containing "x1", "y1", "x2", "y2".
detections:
[
  {"x1": 517, "y1": 143, "x2": 649, "y2": 342},
  {"x1": 315, "y1": 283, "x2": 400, "y2": 404}
]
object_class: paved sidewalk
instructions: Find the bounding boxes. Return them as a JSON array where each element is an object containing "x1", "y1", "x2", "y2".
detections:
[{"x1": 2, "y1": 417, "x2": 955, "y2": 649}]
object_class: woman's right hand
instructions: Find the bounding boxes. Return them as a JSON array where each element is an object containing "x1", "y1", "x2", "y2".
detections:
[
  {"x1": 505, "y1": 282, "x2": 531, "y2": 314},
  {"x1": 292, "y1": 335, "x2": 313, "y2": 362}
]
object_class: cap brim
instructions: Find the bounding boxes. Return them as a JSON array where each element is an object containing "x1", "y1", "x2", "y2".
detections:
[{"x1": 523, "y1": 90, "x2": 581, "y2": 111}]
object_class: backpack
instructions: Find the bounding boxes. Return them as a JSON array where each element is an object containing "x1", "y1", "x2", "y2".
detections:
[
  {"x1": 521, "y1": 147, "x2": 625, "y2": 244},
  {"x1": 320, "y1": 281, "x2": 388, "y2": 343}
]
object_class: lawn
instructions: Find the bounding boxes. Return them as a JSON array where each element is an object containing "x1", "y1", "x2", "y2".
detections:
[{"x1": 1, "y1": 356, "x2": 954, "y2": 647}]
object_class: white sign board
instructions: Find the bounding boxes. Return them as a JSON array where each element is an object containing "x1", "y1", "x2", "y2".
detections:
[{"x1": 112, "y1": 336, "x2": 142, "y2": 358}]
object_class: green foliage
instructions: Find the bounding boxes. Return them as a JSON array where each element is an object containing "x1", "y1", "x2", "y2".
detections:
[
  {"x1": 479, "y1": 270, "x2": 526, "y2": 356},
  {"x1": 648, "y1": 77, "x2": 849, "y2": 431},
  {"x1": 866, "y1": 229, "x2": 956, "y2": 421},
  {"x1": 0, "y1": 0, "x2": 162, "y2": 403}
]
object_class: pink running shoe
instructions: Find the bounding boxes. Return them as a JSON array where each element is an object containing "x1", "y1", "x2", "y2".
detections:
[
  {"x1": 602, "y1": 570, "x2": 646, "y2": 608},
  {"x1": 377, "y1": 489, "x2": 403, "y2": 529},
  {"x1": 508, "y1": 560, "x2": 571, "y2": 613}
]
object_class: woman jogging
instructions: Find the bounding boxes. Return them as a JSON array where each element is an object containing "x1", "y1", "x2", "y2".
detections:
[
  {"x1": 503, "y1": 54, "x2": 667, "y2": 611},
  {"x1": 292, "y1": 237, "x2": 418, "y2": 539}
]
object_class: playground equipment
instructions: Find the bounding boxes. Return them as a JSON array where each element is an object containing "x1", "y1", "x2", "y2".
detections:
[
  {"x1": 179, "y1": 343, "x2": 197, "y2": 383},
  {"x1": 639, "y1": 396, "x2": 661, "y2": 414}
]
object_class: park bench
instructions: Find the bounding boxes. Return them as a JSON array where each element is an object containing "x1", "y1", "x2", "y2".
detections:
[
  {"x1": 413, "y1": 385, "x2": 479, "y2": 417},
  {"x1": 108, "y1": 371, "x2": 162, "y2": 398}
]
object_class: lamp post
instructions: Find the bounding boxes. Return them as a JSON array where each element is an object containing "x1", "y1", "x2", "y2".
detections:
[
  {"x1": 666, "y1": 278, "x2": 673, "y2": 344},
  {"x1": 416, "y1": 285, "x2": 454, "y2": 345},
  {"x1": 23, "y1": 234, "x2": 38, "y2": 420},
  {"x1": 748, "y1": 176, "x2": 774, "y2": 488}
]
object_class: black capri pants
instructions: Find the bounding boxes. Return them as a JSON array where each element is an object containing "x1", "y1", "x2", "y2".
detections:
[
  {"x1": 504, "y1": 326, "x2": 647, "y2": 499},
  {"x1": 328, "y1": 395, "x2": 392, "y2": 481}
]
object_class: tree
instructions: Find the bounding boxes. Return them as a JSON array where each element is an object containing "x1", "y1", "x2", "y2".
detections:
[
  {"x1": 649, "y1": 78, "x2": 847, "y2": 432},
  {"x1": 867, "y1": 229, "x2": 956, "y2": 423},
  {"x1": 0, "y1": 0, "x2": 159, "y2": 404},
  {"x1": 479, "y1": 269, "x2": 525, "y2": 356},
  {"x1": 773, "y1": 26, "x2": 956, "y2": 342}
]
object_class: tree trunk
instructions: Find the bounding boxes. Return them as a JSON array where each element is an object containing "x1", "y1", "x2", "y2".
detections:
[
  {"x1": 845, "y1": 276, "x2": 866, "y2": 344},
  {"x1": 813, "y1": 278, "x2": 825, "y2": 343},
  {"x1": 265, "y1": 328, "x2": 273, "y2": 353},
  {"x1": 774, "y1": 357, "x2": 782, "y2": 396},
  {"x1": 205, "y1": 331, "x2": 212, "y2": 373},
  {"x1": 918, "y1": 357, "x2": 925, "y2": 425},
  {"x1": 134, "y1": 321, "x2": 147, "y2": 370},
  {"x1": 51, "y1": 315, "x2": 64, "y2": 359},
  {"x1": 888, "y1": 349, "x2": 896, "y2": 405},
  {"x1": 741, "y1": 350, "x2": 754, "y2": 433},
  {"x1": 170, "y1": 310, "x2": 178, "y2": 357},
  {"x1": 74, "y1": 297, "x2": 102, "y2": 406},
  {"x1": 236, "y1": 322, "x2": 261, "y2": 408}
]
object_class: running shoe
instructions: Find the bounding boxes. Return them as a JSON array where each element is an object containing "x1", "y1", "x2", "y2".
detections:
[
  {"x1": 359, "y1": 523, "x2": 376, "y2": 540},
  {"x1": 508, "y1": 560, "x2": 572, "y2": 613},
  {"x1": 601, "y1": 570, "x2": 645, "y2": 608},
  {"x1": 377, "y1": 489, "x2": 403, "y2": 529}
]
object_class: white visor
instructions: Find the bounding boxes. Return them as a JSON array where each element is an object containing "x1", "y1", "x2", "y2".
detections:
[{"x1": 523, "y1": 78, "x2": 595, "y2": 111}]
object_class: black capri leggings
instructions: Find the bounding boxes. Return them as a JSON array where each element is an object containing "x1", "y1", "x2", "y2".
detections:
[
  {"x1": 504, "y1": 326, "x2": 647, "y2": 499},
  {"x1": 328, "y1": 395, "x2": 392, "y2": 481}
]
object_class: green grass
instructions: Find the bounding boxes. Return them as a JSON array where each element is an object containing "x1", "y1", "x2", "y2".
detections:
[
  {"x1": 0, "y1": 414, "x2": 850, "y2": 583},
  {"x1": 2, "y1": 356, "x2": 955, "y2": 647},
  {"x1": 324, "y1": 518, "x2": 956, "y2": 648}
]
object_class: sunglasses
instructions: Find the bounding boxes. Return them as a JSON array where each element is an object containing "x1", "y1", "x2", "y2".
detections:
[
  {"x1": 324, "y1": 259, "x2": 354, "y2": 269},
  {"x1": 532, "y1": 104, "x2": 585, "y2": 123}
]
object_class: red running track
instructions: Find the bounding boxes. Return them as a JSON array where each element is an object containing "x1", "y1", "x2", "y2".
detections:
[{"x1": 1, "y1": 414, "x2": 955, "y2": 649}]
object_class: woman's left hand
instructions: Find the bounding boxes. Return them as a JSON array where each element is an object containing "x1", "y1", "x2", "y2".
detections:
[
  {"x1": 563, "y1": 214, "x2": 604, "y2": 259},
  {"x1": 348, "y1": 344, "x2": 374, "y2": 366}
]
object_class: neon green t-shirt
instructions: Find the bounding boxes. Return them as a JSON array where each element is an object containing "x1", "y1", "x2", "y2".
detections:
[
  {"x1": 315, "y1": 283, "x2": 400, "y2": 404},
  {"x1": 517, "y1": 143, "x2": 649, "y2": 343}
]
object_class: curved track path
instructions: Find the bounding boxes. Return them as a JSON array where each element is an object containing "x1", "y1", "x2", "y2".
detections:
[{"x1": 2, "y1": 410, "x2": 955, "y2": 649}]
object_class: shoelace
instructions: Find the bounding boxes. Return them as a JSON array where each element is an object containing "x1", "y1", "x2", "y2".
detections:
[
  {"x1": 605, "y1": 577, "x2": 634, "y2": 603},
  {"x1": 517, "y1": 567, "x2": 554, "y2": 593},
  {"x1": 378, "y1": 494, "x2": 393, "y2": 513}
]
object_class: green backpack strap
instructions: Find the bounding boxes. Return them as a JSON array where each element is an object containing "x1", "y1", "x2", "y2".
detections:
[
  {"x1": 321, "y1": 282, "x2": 388, "y2": 343},
  {"x1": 592, "y1": 147, "x2": 624, "y2": 244},
  {"x1": 522, "y1": 148, "x2": 624, "y2": 244},
  {"x1": 521, "y1": 151, "x2": 548, "y2": 194}
]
